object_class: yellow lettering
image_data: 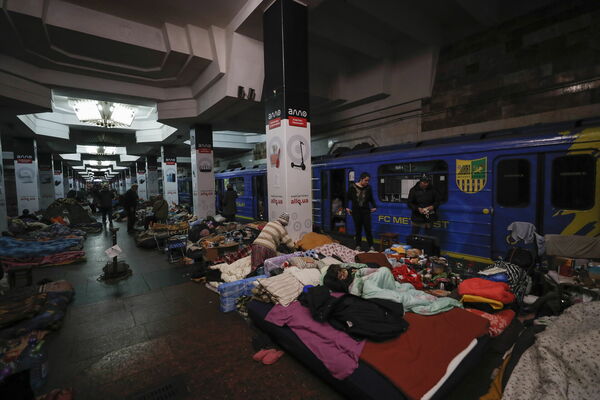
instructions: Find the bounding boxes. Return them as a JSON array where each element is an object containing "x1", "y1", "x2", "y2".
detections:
[
  {"x1": 378, "y1": 215, "x2": 391, "y2": 223},
  {"x1": 393, "y1": 216, "x2": 402, "y2": 224}
]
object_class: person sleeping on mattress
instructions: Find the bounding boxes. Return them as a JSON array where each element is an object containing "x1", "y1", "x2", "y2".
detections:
[{"x1": 323, "y1": 264, "x2": 461, "y2": 315}]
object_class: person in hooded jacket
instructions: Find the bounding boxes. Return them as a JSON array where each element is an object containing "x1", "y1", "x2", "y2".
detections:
[
  {"x1": 222, "y1": 184, "x2": 238, "y2": 222},
  {"x1": 407, "y1": 174, "x2": 440, "y2": 236}
]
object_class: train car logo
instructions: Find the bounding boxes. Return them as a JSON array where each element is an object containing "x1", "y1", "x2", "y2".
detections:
[{"x1": 456, "y1": 157, "x2": 487, "y2": 193}]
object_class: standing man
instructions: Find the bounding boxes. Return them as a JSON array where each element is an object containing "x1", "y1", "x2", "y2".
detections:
[
  {"x1": 123, "y1": 183, "x2": 139, "y2": 233},
  {"x1": 222, "y1": 184, "x2": 238, "y2": 222},
  {"x1": 346, "y1": 172, "x2": 377, "y2": 251},
  {"x1": 98, "y1": 184, "x2": 115, "y2": 227},
  {"x1": 407, "y1": 174, "x2": 440, "y2": 236}
]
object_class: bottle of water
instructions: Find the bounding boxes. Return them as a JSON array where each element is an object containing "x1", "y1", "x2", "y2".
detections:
[{"x1": 29, "y1": 340, "x2": 48, "y2": 390}]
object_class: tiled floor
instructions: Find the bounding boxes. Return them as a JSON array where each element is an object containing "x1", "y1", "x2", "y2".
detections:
[{"x1": 36, "y1": 220, "x2": 343, "y2": 399}]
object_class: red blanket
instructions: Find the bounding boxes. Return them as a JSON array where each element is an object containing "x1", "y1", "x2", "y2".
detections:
[
  {"x1": 360, "y1": 308, "x2": 489, "y2": 400},
  {"x1": 458, "y1": 278, "x2": 515, "y2": 304}
]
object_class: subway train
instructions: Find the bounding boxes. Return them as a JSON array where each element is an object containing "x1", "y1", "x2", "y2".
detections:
[{"x1": 215, "y1": 120, "x2": 600, "y2": 264}]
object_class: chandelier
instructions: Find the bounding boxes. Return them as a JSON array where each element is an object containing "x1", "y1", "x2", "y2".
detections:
[{"x1": 69, "y1": 99, "x2": 136, "y2": 128}]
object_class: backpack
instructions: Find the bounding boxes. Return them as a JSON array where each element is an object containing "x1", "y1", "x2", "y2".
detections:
[{"x1": 327, "y1": 295, "x2": 409, "y2": 342}]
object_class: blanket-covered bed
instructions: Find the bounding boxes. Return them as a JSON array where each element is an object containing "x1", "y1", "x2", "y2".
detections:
[
  {"x1": 503, "y1": 301, "x2": 600, "y2": 400},
  {"x1": 0, "y1": 237, "x2": 83, "y2": 258}
]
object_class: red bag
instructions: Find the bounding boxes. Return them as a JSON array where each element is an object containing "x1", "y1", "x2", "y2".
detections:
[{"x1": 392, "y1": 264, "x2": 424, "y2": 290}]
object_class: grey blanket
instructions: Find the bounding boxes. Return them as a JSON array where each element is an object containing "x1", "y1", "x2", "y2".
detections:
[{"x1": 503, "y1": 301, "x2": 600, "y2": 400}]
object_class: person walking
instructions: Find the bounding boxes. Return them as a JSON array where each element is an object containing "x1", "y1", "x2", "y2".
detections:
[
  {"x1": 222, "y1": 184, "x2": 238, "y2": 222},
  {"x1": 123, "y1": 184, "x2": 139, "y2": 233},
  {"x1": 407, "y1": 174, "x2": 440, "y2": 236},
  {"x1": 98, "y1": 184, "x2": 115, "y2": 226},
  {"x1": 346, "y1": 172, "x2": 377, "y2": 251}
]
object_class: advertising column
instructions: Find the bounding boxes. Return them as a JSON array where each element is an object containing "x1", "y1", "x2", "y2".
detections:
[
  {"x1": 161, "y1": 146, "x2": 178, "y2": 205},
  {"x1": 14, "y1": 138, "x2": 41, "y2": 214},
  {"x1": 52, "y1": 157, "x2": 65, "y2": 199},
  {"x1": 0, "y1": 136, "x2": 8, "y2": 232},
  {"x1": 137, "y1": 159, "x2": 147, "y2": 200},
  {"x1": 125, "y1": 168, "x2": 132, "y2": 191},
  {"x1": 67, "y1": 167, "x2": 74, "y2": 193},
  {"x1": 190, "y1": 124, "x2": 215, "y2": 218},
  {"x1": 38, "y1": 153, "x2": 54, "y2": 209},
  {"x1": 263, "y1": 0, "x2": 312, "y2": 240},
  {"x1": 146, "y1": 156, "x2": 159, "y2": 197}
]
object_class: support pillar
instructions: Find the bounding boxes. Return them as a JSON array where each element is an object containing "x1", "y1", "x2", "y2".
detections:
[
  {"x1": 190, "y1": 124, "x2": 215, "y2": 218},
  {"x1": 137, "y1": 159, "x2": 147, "y2": 200},
  {"x1": 125, "y1": 168, "x2": 132, "y2": 191},
  {"x1": 0, "y1": 136, "x2": 8, "y2": 232},
  {"x1": 14, "y1": 138, "x2": 41, "y2": 214},
  {"x1": 161, "y1": 146, "x2": 178, "y2": 205},
  {"x1": 146, "y1": 156, "x2": 159, "y2": 198},
  {"x1": 263, "y1": 0, "x2": 312, "y2": 240},
  {"x1": 52, "y1": 157, "x2": 64, "y2": 199},
  {"x1": 67, "y1": 167, "x2": 74, "y2": 194},
  {"x1": 38, "y1": 153, "x2": 54, "y2": 209}
]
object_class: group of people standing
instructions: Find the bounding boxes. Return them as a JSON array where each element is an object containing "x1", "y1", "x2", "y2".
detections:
[
  {"x1": 90, "y1": 184, "x2": 169, "y2": 233},
  {"x1": 346, "y1": 172, "x2": 441, "y2": 250}
]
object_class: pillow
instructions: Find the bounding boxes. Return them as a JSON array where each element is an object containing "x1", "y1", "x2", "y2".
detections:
[{"x1": 288, "y1": 256, "x2": 318, "y2": 269}]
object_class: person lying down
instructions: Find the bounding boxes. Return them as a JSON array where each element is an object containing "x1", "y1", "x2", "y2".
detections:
[{"x1": 323, "y1": 264, "x2": 461, "y2": 315}]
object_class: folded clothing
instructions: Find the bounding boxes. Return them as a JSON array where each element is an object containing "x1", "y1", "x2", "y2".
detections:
[
  {"x1": 257, "y1": 273, "x2": 305, "y2": 307},
  {"x1": 460, "y1": 294, "x2": 504, "y2": 310},
  {"x1": 458, "y1": 278, "x2": 515, "y2": 304},
  {"x1": 312, "y1": 243, "x2": 358, "y2": 264}
]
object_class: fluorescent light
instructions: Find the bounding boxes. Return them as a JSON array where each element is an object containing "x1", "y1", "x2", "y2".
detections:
[
  {"x1": 110, "y1": 103, "x2": 136, "y2": 126},
  {"x1": 73, "y1": 166, "x2": 85, "y2": 170},
  {"x1": 76, "y1": 145, "x2": 126, "y2": 155},
  {"x1": 120, "y1": 154, "x2": 140, "y2": 162},
  {"x1": 69, "y1": 99, "x2": 102, "y2": 121}
]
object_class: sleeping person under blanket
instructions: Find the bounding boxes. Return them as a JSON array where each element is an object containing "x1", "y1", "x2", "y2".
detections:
[{"x1": 323, "y1": 264, "x2": 461, "y2": 315}]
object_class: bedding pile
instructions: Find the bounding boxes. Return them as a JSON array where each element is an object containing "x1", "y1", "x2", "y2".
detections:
[{"x1": 0, "y1": 237, "x2": 85, "y2": 272}]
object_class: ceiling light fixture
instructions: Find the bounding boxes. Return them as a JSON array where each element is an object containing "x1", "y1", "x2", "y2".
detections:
[{"x1": 69, "y1": 99, "x2": 137, "y2": 128}]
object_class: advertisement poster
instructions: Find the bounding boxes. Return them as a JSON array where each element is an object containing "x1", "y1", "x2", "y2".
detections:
[
  {"x1": 137, "y1": 159, "x2": 147, "y2": 200},
  {"x1": 14, "y1": 139, "x2": 40, "y2": 214},
  {"x1": 190, "y1": 125, "x2": 215, "y2": 218},
  {"x1": 0, "y1": 139, "x2": 8, "y2": 232},
  {"x1": 161, "y1": 146, "x2": 178, "y2": 205},
  {"x1": 146, "y1": 156, "x2": 159, "y2": 198}
]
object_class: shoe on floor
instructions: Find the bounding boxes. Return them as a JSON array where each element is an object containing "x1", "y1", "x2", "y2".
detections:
[
  {"x1": 369, "y1": 246, "x2": 376, "y2": 252},
  {"x1": 261, "y1": 349, "x2": 284, "y2": 365},
  {"x1": 252, "y1": 348, "x2": 272, "y2": 362},
  {"x1": 355, "y1": 246, "x2": 361, "y2": 251}
]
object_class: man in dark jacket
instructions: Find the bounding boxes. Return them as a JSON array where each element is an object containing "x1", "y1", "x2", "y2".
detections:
[
  {"x1": 222, "y1": 184, "x2": 238, "y2": 222},
  {"x1": 98, "y1": 184, "x2": 115, "y2": 226},
  {"x1": 346, "y1": 172, "x2": 377, "y2": 251},
  {"x1": 407, "y1": 174, "x2": 440, "y2": 235},
  {"x1": 123, "y1": 184, "x2": 139, "y2": 233}
]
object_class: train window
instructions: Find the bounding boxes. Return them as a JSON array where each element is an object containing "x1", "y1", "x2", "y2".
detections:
[
  {"x1": 551, "y1": 155, "x2": 595, "y2": 210},
  {"x1": 378, "y1": 161, "x2": 448, "y2": 203},
  {"x1": 226, "y1": 177, "x2": 245, "y2": 196},
  {"x1": 496, "y1": 159, "x2": 530, "y2": 207}
]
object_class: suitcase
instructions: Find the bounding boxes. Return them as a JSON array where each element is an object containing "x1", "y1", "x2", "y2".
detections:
[{"x1": 407, "y1": 234, "x2": 440, "y2": 256}]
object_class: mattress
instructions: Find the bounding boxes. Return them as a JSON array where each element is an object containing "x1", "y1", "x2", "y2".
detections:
[{"x1": 248, "y1": 300, "x2": 490, "y2": 400}]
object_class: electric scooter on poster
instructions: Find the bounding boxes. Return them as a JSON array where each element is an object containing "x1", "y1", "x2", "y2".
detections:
[{"x1": 290, "y1": 141, "x2": 306, "y2": 170}]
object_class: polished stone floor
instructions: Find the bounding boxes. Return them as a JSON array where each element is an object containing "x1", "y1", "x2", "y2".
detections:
[{"x1": 35, "y1": 220, "x2": 342, "y2": 399}]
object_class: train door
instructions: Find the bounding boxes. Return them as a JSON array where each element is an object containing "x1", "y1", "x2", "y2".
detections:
[
  {"x1": 253, "y1": 174, "x2": 268, "y2": 221},
  {"x1": 492, "y1": 155, "x2": 539, "y2": 259}
]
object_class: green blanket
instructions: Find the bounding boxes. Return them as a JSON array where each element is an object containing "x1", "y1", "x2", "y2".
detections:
[{"x1": 350, "y1": 267, "x2": 461, "y2": 315}]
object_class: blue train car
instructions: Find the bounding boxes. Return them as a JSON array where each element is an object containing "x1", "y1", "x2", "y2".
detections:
[
  {"x1": 215, "y1": 165, "x2": 268, "y2": 222},
  {"x1": 216, "y1": 121, "x2": 600, "y2": 263}
]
